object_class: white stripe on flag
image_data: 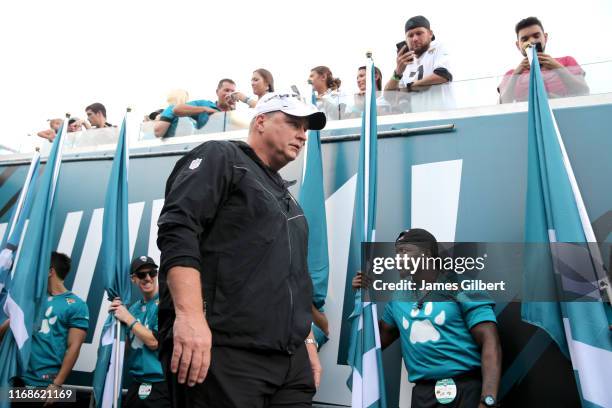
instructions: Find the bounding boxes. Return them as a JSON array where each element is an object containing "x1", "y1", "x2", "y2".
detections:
[
  {"x1": 563, "y1": 318, "x2": 612, "y2": 407},
  {"x1": 4, "y1": 293, "x2": 28, "y2": 348},
  {"x1": 371, "y1": 304, "x2": 381, "y2": 348},
  {"x1": 361, "y1": 347, "x2": 382, "y2": 407},
  {"x1": 351, "y1": 369, "x2": 363, "y2": 408},
  {"x1": 101, "y1": 321, "x2": 115, "y2": 346},
  {"x1": 101, "y1": 339, "x2": 125, "y2": 408}
]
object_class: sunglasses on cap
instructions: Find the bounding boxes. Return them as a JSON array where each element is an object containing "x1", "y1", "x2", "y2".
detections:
[{"x1": 133, "y1": 269, "x2": 158, "y2": 279}]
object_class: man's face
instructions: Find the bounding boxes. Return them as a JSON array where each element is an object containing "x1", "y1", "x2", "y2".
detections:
[
  {"x1": 516, "y1": 25, "x2": 548, "y2": 56},
  {"x1": 356, "y1": 69, "x2": 367, "y2": 93},
  {"x1": 86, "y1": 109, "x2": 103, "y2": 127},
  {"x1": 216, "y1": 81, "x2": 236, "y2": 110},
  {"x1": 395, "y1": 243, "x2": 429, "y2": 278},
  {"x1": 68, "y1": 121, "x2": 80, "y2": 132},
  {"x1": 258, "y1": 112, "x2": 308, "y2": 170},
  {"x1": 405, "y1": 27, "x2": 434, "y2": 55},
  {"x1": 131, "y1": 267, "x2": 158, "y2": 297}
]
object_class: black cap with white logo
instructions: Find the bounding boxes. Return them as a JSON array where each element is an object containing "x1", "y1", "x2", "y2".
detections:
[{"x1": 130, "y1": 255, "x2": 158, "y2": 274}]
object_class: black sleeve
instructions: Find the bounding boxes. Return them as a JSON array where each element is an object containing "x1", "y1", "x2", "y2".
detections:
[
  {"x1": 433, "y1": 67, "x2": 453, "y2": 82},
  {"x1": 157, "y1": 141, "x2": 234, "y2": 275}
]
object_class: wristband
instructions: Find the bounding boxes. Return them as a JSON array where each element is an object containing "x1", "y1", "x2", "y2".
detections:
[
  {"x1": 304, "y1": 338, "x2": 318, "y2": 348},
  {"x1": 392, "y1": 71, "x2": 403, "y2": 81},
  {"x1": 244, "y1": 96, "x2": 251, "y2": 104},
  {"x1": 128, "y1": 320, "x2": 138, "y2": 331}
]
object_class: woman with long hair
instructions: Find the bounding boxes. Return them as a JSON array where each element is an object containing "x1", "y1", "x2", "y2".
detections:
[{"x1": 232, "y1": 68, "x2": 274, "y2": 108}]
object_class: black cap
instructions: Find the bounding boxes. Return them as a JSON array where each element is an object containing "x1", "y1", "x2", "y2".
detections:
[
  {"x1": 148, "y1": 109, "x2": 163, "y2": 120},
  {"x1": 130, "y1": 255, "x2": 158, "y2": 274},
  {"x1": 395, "y1": 228, "x2": 439, "y2": 256},
  {"x1": 404, "y1": 15, "x2": 435, "y2": 40}
]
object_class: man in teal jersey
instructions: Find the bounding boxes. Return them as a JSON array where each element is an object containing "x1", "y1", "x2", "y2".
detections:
[
  {"x1": 353, "y1": 229, "x2": 502, "y2": 408},
  {"x1": 154, "y1": 79, "x2": 237, "y2": 138},
  {"x1": 0, "y1": 252, "x2": 89, "y2": 406},
  {"x1": 109, "y1": 255, "x2": 170, "y2": 408}
]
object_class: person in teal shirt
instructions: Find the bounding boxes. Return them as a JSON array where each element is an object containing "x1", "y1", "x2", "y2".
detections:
[
  {"x1": 0, "y1": 252, "x2": 89, "y2": 400},
  {"x1": 109, "y1": 255, "x2": 170, "y2": 408},
  {"x1": 353, "y1": 229, "x2": 502, "y2": 408}
]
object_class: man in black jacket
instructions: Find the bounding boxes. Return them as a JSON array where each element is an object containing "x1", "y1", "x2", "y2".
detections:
[{"x1": 157, "y1": 92, "x2": 326, "y2": 408}]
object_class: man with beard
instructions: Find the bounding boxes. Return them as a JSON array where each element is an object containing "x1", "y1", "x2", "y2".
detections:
[{"x1": 384, "y1": 15, "x2": 456, "y2": 112}]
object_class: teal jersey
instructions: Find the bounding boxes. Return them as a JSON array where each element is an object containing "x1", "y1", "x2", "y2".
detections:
[
  {"x1": 127, "y1": 293, "x2": 164, "y2": 383},
  {"x1": 381, "y1": 294, "x2": 496, "y2": 382},
  {"x1": 159, "y1": 100, "x2": 220, "y2": 137},
  {"x1": 21, "y1": 291, "x2": 89, "y2": 386}
]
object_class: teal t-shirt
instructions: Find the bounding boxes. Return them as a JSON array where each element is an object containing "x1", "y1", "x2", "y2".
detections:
[
  {"x1": 127, "y1": 293, "x2": 164, "y2": 383},
  {"x1": 381, "y1": 294, "x2": 496, "y2": 382},
  {"x1": 159, "y1": 100, "x2": 220, "y2": 137},
  {"x1": 21, "y1": 291, "x2": 89, "y2": 386}
]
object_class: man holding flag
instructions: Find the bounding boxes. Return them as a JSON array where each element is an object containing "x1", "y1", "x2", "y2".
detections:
[
  {"x1": 0, "y1": 252, "x2": 89, "y2": 402},
  {"x1": 107, "y1": 255, "x2": 170, "y2": 408}
]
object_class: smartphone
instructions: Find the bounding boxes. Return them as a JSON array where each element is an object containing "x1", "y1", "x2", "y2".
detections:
[
  {"x1": 396, "y1": 41, "x2": 408, "y2": 54},
  {"x1": 535, "y1": 42, "x2": 543, "y2": 53}
]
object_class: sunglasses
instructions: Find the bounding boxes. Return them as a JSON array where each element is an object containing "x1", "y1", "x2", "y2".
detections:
[{"x1": 133, "y1": 270, "x2": 158, "y2": 279}]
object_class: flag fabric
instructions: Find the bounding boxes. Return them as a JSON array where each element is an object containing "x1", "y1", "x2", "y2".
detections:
[
  {"x1": 521, "y1": 45, "x2": 612, "y2": 408},
  {"x1": 0, "y1": 150, "x2": 41, "y2": 324},
  {"x1": 346, "y1": 57, "x2": 387, "y2": 408},
  {"x1": 92, "y1": 115, "x2": 131, "y2": 408},
  {"x1": 0, "y1": 120, "x2": 67, "y2": 403},
  {"x1": 299, "y1": 89, "x2": 330, "y2": 310}
]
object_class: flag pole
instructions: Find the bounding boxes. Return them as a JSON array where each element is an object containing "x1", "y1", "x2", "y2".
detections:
[{"x1": 112, "y1": 107, "x2": 130, "y2": 408}]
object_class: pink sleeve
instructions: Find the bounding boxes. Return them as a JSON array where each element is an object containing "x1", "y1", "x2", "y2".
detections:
[{"x1": 558, "y1": 56, "x2": 585, "y2": 76}]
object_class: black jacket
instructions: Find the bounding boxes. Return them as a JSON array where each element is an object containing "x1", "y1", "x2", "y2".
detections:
[{"x1": 157, "y1": 140, "x2": 313, "y2": 354}]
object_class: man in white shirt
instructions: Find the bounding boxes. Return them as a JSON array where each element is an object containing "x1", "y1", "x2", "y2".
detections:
[{"x1": 384, "y1": 15, "x2": 456, "y2": 113}]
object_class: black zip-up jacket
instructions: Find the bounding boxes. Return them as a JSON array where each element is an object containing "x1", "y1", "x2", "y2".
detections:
[{"x1": 157, "y1": 140, "x2": 313, "y2": 354}]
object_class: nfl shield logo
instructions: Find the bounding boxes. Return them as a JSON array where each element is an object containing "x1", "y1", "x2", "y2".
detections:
[{"x1": 189, "y1": 158, "x2": 202, "y2": 170}]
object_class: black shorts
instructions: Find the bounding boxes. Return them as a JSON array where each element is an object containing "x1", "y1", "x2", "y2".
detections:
[
  {"x1": 124, "y1": 380, "x2": 171, "y2": 408},
  {"x1": 160, "y1": 343, "x2": 316, "y2": 408},
  {"x1": 411, "y1": 370, "x2": 482, "y2": 408}
]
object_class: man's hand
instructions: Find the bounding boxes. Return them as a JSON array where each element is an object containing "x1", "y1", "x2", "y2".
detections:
[
  {"x1": 43, "y1": 383, "x2": 61, "y2": 406},
  {"x1": 305, "y1": 340, "x2": 322, "y2": 388},
  {"x1": 352, "y1": 271, "x2": 372, "y2": 289},
  {"x1": 108, "y1": 298, "x2": 133, "y2": 325},
  {"x1": 171, "y1": 313, "x2": 211, "y2": 387},
  {"x1": 513, "y1": 58, "x2": 530, "y2": 75},
  {"x1": 395, "y1": 46, "x2": 415, "y2": 77},
  {"x1": 537, "y1": 53, "x2": 563, "y2": 70}
]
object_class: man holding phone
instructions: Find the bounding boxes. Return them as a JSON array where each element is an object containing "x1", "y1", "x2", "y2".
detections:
[
  {"x1": 498, "y1": 16, "x2": 589, "y2": 103},
  {"x1": 384, "y1": 15, "x2": 456, "y2": 113}
]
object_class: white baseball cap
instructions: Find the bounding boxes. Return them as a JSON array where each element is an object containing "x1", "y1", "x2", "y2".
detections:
[{"x1": 254, "y1": 92, "x2": 326, "y2": 130}]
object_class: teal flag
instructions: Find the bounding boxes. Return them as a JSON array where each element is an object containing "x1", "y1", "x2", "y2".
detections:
[
  {"x1": 93, "y1": 115, "x2": 131, "y2": 408},
  {"x1": 346, "y1": 57, "x2": 387, "y2": 408},
  {"x1": 0, "y1": 121, "x2": 66, "y2": 406},
  {"x1": 0, "y1": 150, "x2": 41, "y2": 324},
  {"x1": 299, "y1": 90, "x2": 330, "y2": 310},
  {"x1": 522, "y1": 45, "x2": 612, "y2": 407}
]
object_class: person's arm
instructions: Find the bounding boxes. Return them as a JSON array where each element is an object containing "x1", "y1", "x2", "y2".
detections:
[
  {"x1": 110, "y1": 299, "x2": 158, "y2": 350},
  {"x1": 51, "y1": 327, "x2": 87, "y2": 386},
  {"x1": 311, "y1": 304, "x2": 329, "y2": 336},
  {"x1": 410, "y1": 73, "x2": 450, "y2": 91},
  {"x1": 538, "y1": 54, "x2": 589, "y2": 96},
  {"x1": 352, "y1": 272, "x2": 399, "y2": 349},
  {"x1": 167, "y1": 266, "x2": 210, "y2": 387},
  {"x1": 305, "y1": 329, "x2": 322, "y2": 388},
  {"x1": 154, "y1": 120, "x2": 171, "y2": 138},
  {"x1": 470, "y1": 322, "x2": 502, "y2": 406},
  {"x1": 0, "y1": 319, "x2": 9, "y2": 342},
  {"x1": 37, "y1": 129, "x2": 56, "y2": 141},
  {"x1": 231, "y1": 92, "x2": 257, "y2": 108},
  {"x1": 384, "y1": 45, "x2": 415, "y2": 92},
  {"x1": 498, "y1": 59, "x2": 530, "y2": 103},
  {"x1": 173, "y1": 104, "x2": 217, "y2": 117},
  {"x1": 379, "y1": 320, "x2": 400, "y2": 350}
]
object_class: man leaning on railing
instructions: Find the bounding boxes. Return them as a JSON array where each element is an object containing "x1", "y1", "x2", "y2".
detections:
[{"x1": 498, "y1": 16, "x2": 590, "y2": 103}]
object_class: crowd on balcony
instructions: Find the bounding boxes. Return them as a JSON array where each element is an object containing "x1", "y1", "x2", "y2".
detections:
[{"x1": 36, "y1": 16, "x2": 589, "y2": 144}]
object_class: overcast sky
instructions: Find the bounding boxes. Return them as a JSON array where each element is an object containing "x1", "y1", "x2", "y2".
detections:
[{"x1": 1, "y1": 0, "x2": 611, "y2": 151}]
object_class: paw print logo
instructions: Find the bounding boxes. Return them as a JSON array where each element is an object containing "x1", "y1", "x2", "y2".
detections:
[
  {"x1": 403, "y1": 302, "x2": 446, "y2": 344},
  {"x1": 39, "y1": 306, "x2": 58, "y2": 334}
]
